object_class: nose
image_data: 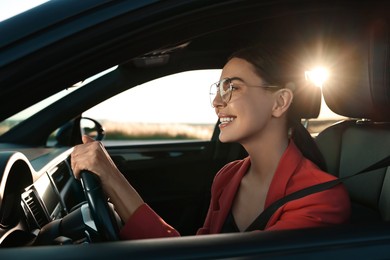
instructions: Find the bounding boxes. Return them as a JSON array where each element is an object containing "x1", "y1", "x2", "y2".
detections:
[{"x1": 212, "y1": 93, "x2": 226, "y2": 108}]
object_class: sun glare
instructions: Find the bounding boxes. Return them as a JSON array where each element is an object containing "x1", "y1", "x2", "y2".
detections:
[{"x1": 305, "y1": 67, "x2": 329, "y2": 88}]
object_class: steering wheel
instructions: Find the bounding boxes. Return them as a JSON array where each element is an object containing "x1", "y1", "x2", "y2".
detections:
[{"x1": 80, "y1": 170, "x2": 119, "y2": 241}]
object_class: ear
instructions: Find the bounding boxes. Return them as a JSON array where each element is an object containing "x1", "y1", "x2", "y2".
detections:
[{"x1": 272, "y1": 88, "x2": 293, "y2": 118}]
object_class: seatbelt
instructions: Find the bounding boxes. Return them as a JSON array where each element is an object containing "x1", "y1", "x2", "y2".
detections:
[{"x1": 245, "y1": 155, "x2": 390, "y2": 231}]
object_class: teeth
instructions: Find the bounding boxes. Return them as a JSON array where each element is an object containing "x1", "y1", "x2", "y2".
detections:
[{"x1": 220, "y1": 117, "x2": 235, "y2": 123}]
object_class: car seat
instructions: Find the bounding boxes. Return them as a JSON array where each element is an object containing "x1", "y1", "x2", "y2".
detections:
[{"x1": 316, "y1": 19, "x2": 390, "y2": 223}]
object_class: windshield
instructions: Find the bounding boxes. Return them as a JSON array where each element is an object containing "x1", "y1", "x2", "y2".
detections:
[
  {"x1": 0, "y1": 88, "x2": 79, "y2": 135},
  {"x1": 0, "y1": 66, "x2": 117, "y2": 136}
]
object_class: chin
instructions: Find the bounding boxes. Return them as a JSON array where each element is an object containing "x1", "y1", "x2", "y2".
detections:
[{"x1": 219, "y1": 133, "x2": 239, "y2": 144}]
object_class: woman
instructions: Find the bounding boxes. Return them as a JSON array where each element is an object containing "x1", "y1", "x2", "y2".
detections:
[{"x1": 71, "y1": 45, "x2": 350, "y2": 240}]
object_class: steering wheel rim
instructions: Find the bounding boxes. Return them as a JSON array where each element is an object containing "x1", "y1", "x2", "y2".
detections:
[{"x1": 80, "y1": 170, "x2": 119, "y2": 242}]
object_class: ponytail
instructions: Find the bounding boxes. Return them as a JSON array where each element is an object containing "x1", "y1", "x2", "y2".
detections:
[{"x1": 289, "y1": 119, "x2": 327, "y2": 171}]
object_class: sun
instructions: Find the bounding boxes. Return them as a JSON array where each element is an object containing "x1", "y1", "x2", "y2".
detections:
[{"x1": 305, "y1": 67, "x2": 329, "y2": 89}]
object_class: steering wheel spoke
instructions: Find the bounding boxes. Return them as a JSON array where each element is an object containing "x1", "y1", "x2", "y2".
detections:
[{"x1": 80, "y1": 171, "x2": 119, "y2": 242}]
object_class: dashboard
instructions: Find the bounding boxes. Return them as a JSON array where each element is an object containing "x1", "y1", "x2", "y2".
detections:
[
  {"x1": 22, "y1": 160, "x2": 71, "y2": 229},
  {"x1": 0, "y1": 146, "x2": 86, "y2": 246}
]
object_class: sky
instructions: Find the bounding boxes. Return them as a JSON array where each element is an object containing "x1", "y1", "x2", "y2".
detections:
[
  {"x1": 83, "y1": 70, "x2": 220, "y2": 124},
  {"x1": 0, "y1": 0, "x2": 49, "y2": 22}
]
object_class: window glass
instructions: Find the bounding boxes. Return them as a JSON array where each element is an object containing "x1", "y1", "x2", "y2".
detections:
[{"x1": 83, "y1": 70, "x2": 220, "y2": 145}]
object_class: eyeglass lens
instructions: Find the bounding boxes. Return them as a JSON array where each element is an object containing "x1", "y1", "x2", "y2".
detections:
[{"x1": 209, "y1": 78, "x2": 232, "y2": 107}]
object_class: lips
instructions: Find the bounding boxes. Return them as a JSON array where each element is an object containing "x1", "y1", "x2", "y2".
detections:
[{"x1": 219, "y1": 116, "x2": 236, "y2": 128}]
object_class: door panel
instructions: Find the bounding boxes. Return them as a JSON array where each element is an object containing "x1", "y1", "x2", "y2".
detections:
[{"x1": 107, "y1": 140, "x2": 221, "y2": 235}]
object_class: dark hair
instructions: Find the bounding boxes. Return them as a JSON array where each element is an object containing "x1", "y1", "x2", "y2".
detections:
[{"x1": 229, "y1": 45, "x2": 327, "y2": 171}]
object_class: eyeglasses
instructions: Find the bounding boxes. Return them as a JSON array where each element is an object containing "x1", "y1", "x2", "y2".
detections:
[{"x1": 209, "y1": 77, "x2": 280, "y2": 107}]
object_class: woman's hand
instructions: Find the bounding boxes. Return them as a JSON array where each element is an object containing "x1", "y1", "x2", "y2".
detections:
[
  {"x1": 71, "y1": 135, "x2": 120, "y2": 184},
  {"x1": 71, "y1": 135, "x2": 144, "y2": 222}
]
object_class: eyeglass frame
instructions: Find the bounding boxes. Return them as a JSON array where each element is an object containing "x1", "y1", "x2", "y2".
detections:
[{"x1": 209, "y1": 77, "x2": 280, "y2": 107}]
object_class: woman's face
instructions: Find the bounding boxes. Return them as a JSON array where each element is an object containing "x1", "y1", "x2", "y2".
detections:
[{"x1": 213, "y1": 57, "x2": 277, "y2": 144}]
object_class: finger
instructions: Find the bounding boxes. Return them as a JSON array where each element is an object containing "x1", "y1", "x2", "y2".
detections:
[
  {"x1": 71, "y1": 162, "x2": 80, "y2": 179},
  {"x1": 82, "y1": 135, "x2": 95, "y2": 144},
  {"x1": 71, "y1": 154, "x2": 80, "y2": 179},
  {"x1": 71, "y1": 147, "x2": 85, "y2": 179}
]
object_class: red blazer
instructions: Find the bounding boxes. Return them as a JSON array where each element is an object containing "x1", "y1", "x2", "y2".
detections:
[{"x1": 120, "y1": 141, "x2": 351, "y2": 240}]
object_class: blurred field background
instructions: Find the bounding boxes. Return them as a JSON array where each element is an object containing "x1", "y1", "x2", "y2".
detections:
[
  {"x1": 100, "y1": 118, "x2": 341, "y2": 140},
  {"x1": 0, "y1": 119, "x2": 342, "y2": 141},
  {"x1": 97, "y1": 121, "x2": 215, "y2": 141}
]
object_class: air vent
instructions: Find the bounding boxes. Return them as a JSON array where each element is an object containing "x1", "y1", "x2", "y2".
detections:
[{"x1": 22, "y1": 189, "x2": 50, "y2": 228}]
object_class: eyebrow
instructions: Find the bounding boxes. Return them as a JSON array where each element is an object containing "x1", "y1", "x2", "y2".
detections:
[
  {"x1": 229, "y1": 76, "x2": 270, "y2": 87},
  {"x1": 229, "y1": 77, "x2": 257, "y2": 87},
  {"x1": 229, "y1": 77, "x2": 246, "y2": 83}
]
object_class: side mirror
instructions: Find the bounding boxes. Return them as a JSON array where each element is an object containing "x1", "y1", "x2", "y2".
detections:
[
  {"x1": 54, "y1": 117, "x2": 105, "y2": 147},
  {"x1": 80, "y1": 117, "x2": 105, "y2": 141}
]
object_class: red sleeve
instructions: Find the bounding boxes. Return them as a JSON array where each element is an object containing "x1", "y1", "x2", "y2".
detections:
[
  {"x1": 196, "y1": 199, "x2": 213, "y2": 235},
  {"x1": 119, "y1": 203, "x2": 180, "y2": 240}
]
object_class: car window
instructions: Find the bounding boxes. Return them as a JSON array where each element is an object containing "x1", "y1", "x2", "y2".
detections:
[{"x1": 83, "y1": 70, "x2": 220, "y2": 145}]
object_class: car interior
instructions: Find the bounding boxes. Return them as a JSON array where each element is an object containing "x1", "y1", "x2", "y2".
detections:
[
  {"x1": 316, "y1": 19, "x2": 390, "y2": 223},
  {"x1": 0, "y1": 1, "x2": 389, "y2": 258}
]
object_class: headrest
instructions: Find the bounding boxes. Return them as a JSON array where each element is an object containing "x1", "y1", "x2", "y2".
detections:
[
  {"x1": 289, "y1": 82, "x2": 322, "y2": 120},
  {"x1": 323, "y1": 19, "x2": 390, "y2": 121}
]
